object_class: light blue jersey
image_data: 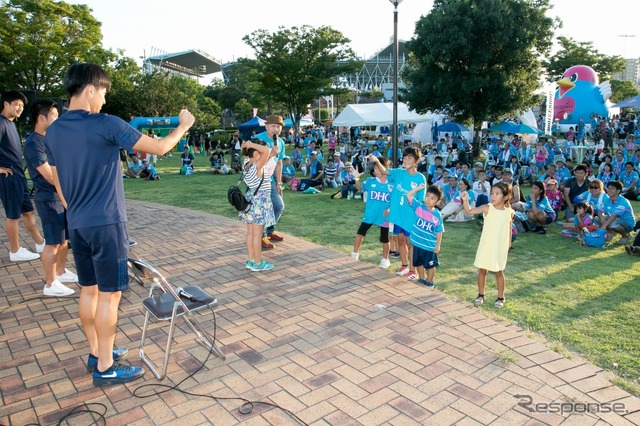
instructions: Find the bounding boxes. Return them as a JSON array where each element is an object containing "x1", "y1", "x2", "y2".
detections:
[
  {"x1": 408, "y1": 200, "x2": 444, "y2": 251},
  {"x1": 603, "y1": 195, "x2": 636, "y2": 228},
  {"x1": 387, "y1": 168, "x2": 426, "y2": 231},
  {"x1": 524, "y1": 195, "x2": 555, "y2": 215},
  {"x1": 361, "y1": 177, "x2": 393, "y2": 226}
]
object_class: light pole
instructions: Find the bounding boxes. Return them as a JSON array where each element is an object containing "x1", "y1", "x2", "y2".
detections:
[{"x1": 389, "y1": 0, "x2": 403, "y2": 167}]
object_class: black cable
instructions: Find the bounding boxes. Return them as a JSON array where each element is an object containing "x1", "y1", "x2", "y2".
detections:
[{"x1": 132, "y1": 306, "x2": 308, "y2": 426}]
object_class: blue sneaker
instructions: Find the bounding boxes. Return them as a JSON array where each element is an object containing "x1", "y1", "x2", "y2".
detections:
[
  {"x1": 92, "y1": 361, "x2": 144, "y2": 386},
  {"x1": 418, "y1": 279, "x2": 435, "y2": 288},
  {"x1": 86, "y1": 347, "x2": 129, "y2": 372},
  {"x1": 250, "y1": 260, "x2": 274, "y2": 271},
  {"x1": 245, "y1": 260, "x2": 255, "y2": 269}
]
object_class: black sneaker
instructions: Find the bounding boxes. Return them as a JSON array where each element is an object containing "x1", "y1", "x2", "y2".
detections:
[
  {"x1": 92, "y1": 361, "x2": 144, "y2": 386},
  {"x1": 86, "y1": 347, "x2": 129, "y2": 372},
  {"x1": 389, "y1": 251, "x2": 400, "y2": 258},
  {"x1": 539, "y1": 226, "x2": 547, "y2": 234}
]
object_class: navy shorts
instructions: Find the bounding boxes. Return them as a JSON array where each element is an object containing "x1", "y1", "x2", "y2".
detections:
[
  {"x1": 69, "y1": 223, "x2": 130, "y2": 292},
  {"x1": 393, "y1": 224, "x2": 411, "y2": 237},
  {"x1": 0, "y1": 174, "x2": 34, "y2": 219},
  {"x1": 545, "y1": 212, "x2": 556, "y2": 225},
  {"x1": 35, "y1": 200, "x2": 68, "y2": 245},
  {"x1": 413, "y1": 246, "x2": 439, "y2": 270}
]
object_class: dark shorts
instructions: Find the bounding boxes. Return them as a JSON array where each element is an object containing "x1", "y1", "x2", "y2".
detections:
[
  {"x1": 545, "y1": 212, "x2": 556, "y2": 225},
  {"x1": 69, "y1": 223, "x2": 130, "y2": 292},
  {"x1": 0, "y1": 174, "x2": 34, "y2": 219},
  {"x1": 357, "y1": 222, "x2": 390, "y2": 243},
  {"x1": 413, "y1": 246, "x2": 439, "y2": 270},
  {"x1": 393, "y1": 224, "x2": 411, "y2": 237},
  {"x1": 35, "y1": 200, "x2": 68, "y2": 245}
]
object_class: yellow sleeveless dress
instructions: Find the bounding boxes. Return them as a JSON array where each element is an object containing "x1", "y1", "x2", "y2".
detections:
[{"x1": 474, "y1": 204, "x2": 514, "y2": 272}]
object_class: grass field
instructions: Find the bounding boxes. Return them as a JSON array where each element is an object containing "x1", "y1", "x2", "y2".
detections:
[{"x1": 124, "y1": 151, "x2": 640, "y2": 395}]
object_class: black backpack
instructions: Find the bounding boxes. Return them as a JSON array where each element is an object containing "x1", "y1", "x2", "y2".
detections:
[{"x1": 227, "y1": 169, "x2": 264, "y2": 212}]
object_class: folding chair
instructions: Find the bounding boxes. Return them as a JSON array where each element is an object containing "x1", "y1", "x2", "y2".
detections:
[{"x1": 127, "y1": 257, "x2": 226, "y2": 380}]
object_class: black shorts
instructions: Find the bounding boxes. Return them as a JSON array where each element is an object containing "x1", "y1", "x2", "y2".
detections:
[
  {"x1": 357, "y1": 222, "x2": 390, "y2": 243},
  {"x1": 69, "y1": 223, "x2": 130, "y2": 292},
  {"x1": 35, "y1": 200, "x2": 68, "y2": 245},
  {"x1": 412, "y1": 246, "x2": 439, "y2": 270},
  {"x1": 0, "y1": 174, "x2": 34, "y2": 219}
]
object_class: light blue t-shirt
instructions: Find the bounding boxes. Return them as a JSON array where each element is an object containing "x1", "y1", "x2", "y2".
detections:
[
  {"x1": 361, "y1": 177, "x2": 393, "y2": 227},
  {"x1": 618, "y1": 170, "x2": 639, "y2": 190},
  {"x1": 387, "y1": 168, "x2": 426, "y2": 231},
  {"x1": 255, "y1": 131, "x2": 285, "y2": 162},
  {"x1": 524, "y1": 195, "x2": 555, "y2": 216},
  {"x1": 602, "y1": 195, "x2": 636, "y2": 228},
  {"x1": 408, "y1": 200, "x2": 444, "y2": 252}
]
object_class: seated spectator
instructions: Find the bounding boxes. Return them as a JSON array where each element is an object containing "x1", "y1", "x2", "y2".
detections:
[
  {"x1": 324, "y1": 158, "x2": 338, "y2": 188},
  {"x1": 544, "y1": 178, "x2": 563, "y2": 218},
  {"x1": 209, "y1": 152, "x2": 224, "y2": 174},
  {"x1": 562, "y1": 201, "x2": 595, "y2": 237},
  {"x1": 524, "y1": 181, "x2": 556, "y2": 234},
  {"x1": 291, "y1": 146, "x2": 303, "y2": 170},
  {"x1": 340, "y1": 161, "x2": 358, "y2": 199},
  {"x1": 598, "y1": 180, "x2": 635, "y2": 245},
  {"x1": 619, "y1": 161, "x2": 639, "y2": 200},
  {"x1": 139, "y1": 159, "x2": 159, "y2": 180},
  {"x1": 440, "y1": 178, "x2": 475, "y2": 222},
  {"x1": 438, "y1": 175, "x2": 458, "y2": 209},
  {"x1": 298, "y1": 151, "x2": 324, "y2": 191},
  {"x1": 473, "y1": 170, "x2": 491, "y2": 207},
  {"x1": 282, "y1": 156, "x2": 296, "y2": 185},
  {"x1": 124, "y1": 153, "x2": 144, "y2": 178},
  {"x1": 230, "y1": 153, "x2": 241, "y2": 173},
  {"x1": 180, "y1": 146, "x2": 195, "y2": 175}
]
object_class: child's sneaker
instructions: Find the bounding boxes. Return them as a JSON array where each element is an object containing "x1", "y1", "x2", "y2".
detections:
[
  {"x1": 474, "y1": 294, "x2": 485, "y2": 306},
  {"x1": 251, "y1": 260, "x2": 274, "y2": 272},
  {"x1": 406, "y1": 270, "x2": 418, "y2": 280},
  {"x1": 418, "y1": 278, "x2": 435, "y2": 288},
  {"x1": 396, "y1": 266, "x2": 409, "y2": 276},
  {"x1": 379, "y1": 258, "x2": 391, "y2": 269},
  {"x1": 86, "y1": 348, "x2": 129, "y2": 372},
  {"x1": 92, "y1": 361, "x2": 144, "y2": 386},
  {"x1": 351, "y1": 252, "x2": 359, "y2": 260},
  {"x1": 245, "y1": 260, "x2": 255, "y2": 269},
  {"x1": 389, "y1": 251, "x2": 400, "y2": 258},
  {"x1": 494, "y1": 297, "x2": 505, "y2": 308}
]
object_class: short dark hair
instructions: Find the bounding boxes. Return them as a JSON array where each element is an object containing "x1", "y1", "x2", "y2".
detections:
[
  {"x1": 625, "y1": 161, "x2": 634, "y2": 168},
  {"x1": 29, "y1": 99, "x2": 57, "y2": 123},
  {"x1": 607, "y1": 180, "x2": 623, "y2": 192},
  {"x1": 402, "y1": 146, "x2": 421, "y2": 160},
  {"x1": 63, "y1": 63, "x2": 111, "y2": 98},
  {"x1": 1, "y1": 90, "x2": 27, "y2": 106},
  {"x1": 573, "y1": 165, "x2": 588, "y2": 174},
  {"x1": 427, "y1": 185, "x2": 443, "y2": 201}
]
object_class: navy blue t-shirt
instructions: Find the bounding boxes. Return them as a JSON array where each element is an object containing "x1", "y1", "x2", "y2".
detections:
[
  {"x1": 45, "y1": 110, "x2": 142, "y2": 229},
  {"x1": 23, "y1": 132, "x2": 59, "y2": 201},
  {"x1": 0, "y1": 115, "x2": 25, "y2": 176}
]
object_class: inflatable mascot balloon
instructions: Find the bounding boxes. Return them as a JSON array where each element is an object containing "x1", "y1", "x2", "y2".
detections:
[{"x1": 553, "y1": 65, "x2": 611, "y2": 128}]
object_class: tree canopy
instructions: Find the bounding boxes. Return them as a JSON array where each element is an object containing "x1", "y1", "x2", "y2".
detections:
[
  {"x1": 0, "y1": 0, "x2": 114, "y2": 96},
  {"x1": 610, "y1": 80, "x2": 639, "y2": 104},
  {"x1": 242, "y1": 25, "x2": 361, "y2": 129},
  {"x1": 403, "y1": 0, "x2": 556, "y2": 149},
  {"x1": 544, "y1": 37, "x2": 626, "y2": 83}
]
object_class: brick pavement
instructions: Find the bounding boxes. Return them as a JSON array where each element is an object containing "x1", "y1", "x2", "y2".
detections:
[{"x1": 1, "y1": 200, "x2": 639, "y2": 425}]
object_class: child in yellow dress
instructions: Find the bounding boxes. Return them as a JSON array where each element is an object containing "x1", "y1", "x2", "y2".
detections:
[{"x1": 460, "y1": 182, "x2": 514, "y2": 308}]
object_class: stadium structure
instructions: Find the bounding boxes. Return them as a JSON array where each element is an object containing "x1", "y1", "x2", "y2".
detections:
[{"x1": 143, "y1": 47, "x2": 221, "y2": 79}]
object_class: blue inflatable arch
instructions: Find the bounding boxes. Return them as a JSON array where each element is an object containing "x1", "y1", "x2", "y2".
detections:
[{"x1": 129, "y1": 116, "x2": 180, "y2": 131}]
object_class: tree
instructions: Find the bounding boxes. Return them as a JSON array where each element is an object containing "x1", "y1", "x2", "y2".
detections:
[
  {"x1": 242, "y1": 25, "x2": 361, "y2": 131},
  {"x1": 544, "y1": 37, "x2": 626, "y2": 83},
  {"x1": 0, "y1": 0, "x2": 114, "y2": 96},
  {"x1": 610, "y1": 80, "x2": 639, "y2": 104},
  {"x1": 403, "y1": 0, "x2": 556, "y2": 153}
]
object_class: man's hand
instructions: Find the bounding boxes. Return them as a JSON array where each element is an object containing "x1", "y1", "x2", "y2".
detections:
[
  {"x1": 178, "y1": 108, "x2": 195, "y2": 128},
  {"x1": 0, "y1": 167, "x2": 13, "y2": 177}
]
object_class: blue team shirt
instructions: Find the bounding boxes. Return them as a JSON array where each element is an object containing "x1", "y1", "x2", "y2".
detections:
[
  {"x1": 408, "y1": 200, "x2": 444, "y2": 251},
  {"x1": 23, "y1": 132, "x2": 58, "y2": 201},
  {"x1": 45, "y1": 110, "x2": 142, "y2": 229},
  {"x1": 602, "y1": 195, "x2": 635, "y2": 228},
  {"x1": 0, "y1": 115, "x2": 25, "y2": 176},
  {"x1": 361, "y1": 177, "x2": 392, "y2": 226},
  {"x1": 524, "y1": 195, "x2": 555, "y2": 215},
  {"x1": 618, "y1": 170, "x2": 639, "y2": 189},
  {"x1": 255, "y1": 131, "x2": 285, "y2": 162},
  {"x1": 387, "y1": 168, "x2": 426, "y2": 231}
]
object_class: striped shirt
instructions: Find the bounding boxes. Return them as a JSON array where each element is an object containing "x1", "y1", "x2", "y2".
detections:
[{"x1": 243, "y1": 160, "x2": 270, "y2": 193}]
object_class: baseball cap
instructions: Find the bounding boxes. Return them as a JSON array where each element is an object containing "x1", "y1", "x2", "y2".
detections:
[{"x1": 311, "y1": 151, "x2": 318, "y2": 155}]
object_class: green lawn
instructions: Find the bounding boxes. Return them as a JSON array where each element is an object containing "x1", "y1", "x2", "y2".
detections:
[{"x1": 125, "y1": 152, "x2": 640, "y2": 395}]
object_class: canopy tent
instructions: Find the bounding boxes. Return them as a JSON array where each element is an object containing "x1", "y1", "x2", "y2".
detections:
[
  {"x1": 612, "y1": 94, "x2": 640, "y2": 108},
  {"x1": 332, "y1": 102, "x2": 432, "y2": 127},
  {"x1": 238, "y1": 116, "x2": 266, "y2": 140},
  {"x1": 283, "y1": 117, "x2": 314, "y2": 128}
]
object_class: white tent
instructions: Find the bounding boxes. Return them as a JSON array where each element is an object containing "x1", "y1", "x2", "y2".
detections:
[{"x1": 332, "y1": 102, "x2": 433, "y2": 127}]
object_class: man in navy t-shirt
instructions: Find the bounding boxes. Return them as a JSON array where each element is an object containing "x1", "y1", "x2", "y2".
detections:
[
  {"x1": 23, "y1": 99, "x2": 77, "y2": 297},
  {"x1": 45, "y1": 63, "x2": 195, "y2": 386},
  {"x1": 0, "y1": 90, "x2": 46, "y2": 262}
]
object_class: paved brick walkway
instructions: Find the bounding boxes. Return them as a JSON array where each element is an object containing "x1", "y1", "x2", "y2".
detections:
[{"x1": 1, "y1": 200, "x2": 639, "y2": 425}]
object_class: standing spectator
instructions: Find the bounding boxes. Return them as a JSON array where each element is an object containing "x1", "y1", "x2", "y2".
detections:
[
  {"x1": 0, "y1": 90, "x2": 46, "y2": 262},
  {"x1": 45, "y1": 63, "x2": 194, "y2": 386},
  {"x1": 254, "y1": 115, "x2": 286, "y2": 249},
  {"x1": 229, "y1": 132, "x2": 242, "y2": 158},
  {"x1": 23, "y1": 99, "x2": 76, "y2": 296}
]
